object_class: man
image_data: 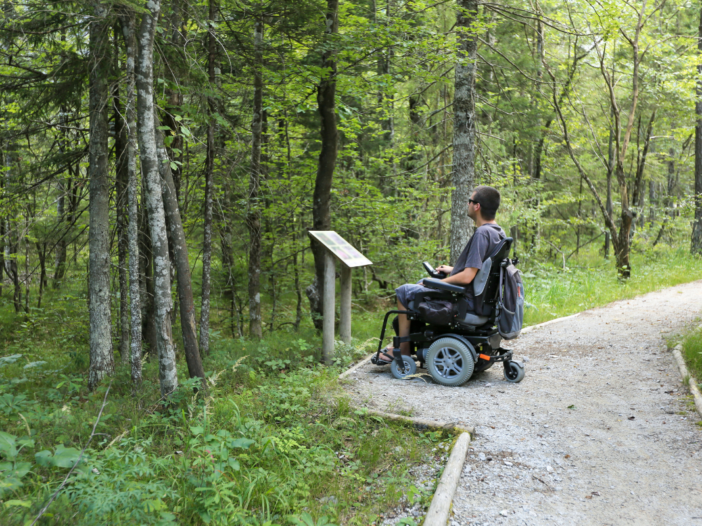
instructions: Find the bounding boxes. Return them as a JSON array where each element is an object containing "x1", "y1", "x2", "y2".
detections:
[{"x1": 377, "y1": 185, "x2": 505, "y2": 363}]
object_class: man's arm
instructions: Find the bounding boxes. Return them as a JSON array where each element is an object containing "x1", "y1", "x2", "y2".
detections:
[{"x1": 441, "y1": 267, "x2": 477, "y2": 286}]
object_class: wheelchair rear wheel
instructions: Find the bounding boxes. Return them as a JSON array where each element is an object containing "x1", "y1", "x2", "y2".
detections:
[{"x1": 426, "y1": 337, "x2": 475, "y2": 386}]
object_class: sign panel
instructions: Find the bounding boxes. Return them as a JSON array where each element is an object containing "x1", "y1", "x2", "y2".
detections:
[{"x1": 308, "y1": 231, "x2": 372, "y2": 268}]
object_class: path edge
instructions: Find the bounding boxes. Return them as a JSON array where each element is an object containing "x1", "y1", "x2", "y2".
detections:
[
  {"x1": 672, "y1": 340, "x2": 702, "y2": 419},
  {"x1": 423, "y1": 432, "x2": 471, "y2": 526}
]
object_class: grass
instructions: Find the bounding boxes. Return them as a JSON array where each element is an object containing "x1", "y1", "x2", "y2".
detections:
[
  {"x1": 683, "y1": 326, "x2": 702, "y2": 385},
  {"x1": 0, "y1": 286, "x2": 442, "y2": 526},
  {"x1": 521, "y1": 246, "x2": 702, "y2": 326},
  {"x1": 2, "y1": 243, "x2": 702, "y2": 525}
]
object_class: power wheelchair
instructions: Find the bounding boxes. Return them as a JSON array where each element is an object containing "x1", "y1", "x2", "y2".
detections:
[{"x1": 371, "y1": 237, "x2": 525, "y2": 386}]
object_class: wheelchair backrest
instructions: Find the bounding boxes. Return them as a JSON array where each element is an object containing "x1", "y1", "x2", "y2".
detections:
[{"x1": 474, "y1": 237, "x2": 513, "y2": 316}]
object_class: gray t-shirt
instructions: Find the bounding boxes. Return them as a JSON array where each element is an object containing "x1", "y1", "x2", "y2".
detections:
[{"x1": 451, "y1": 223, "x2": 505, "y2": 297}]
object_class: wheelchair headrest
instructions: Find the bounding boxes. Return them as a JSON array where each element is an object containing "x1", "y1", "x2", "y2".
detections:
[{"x1": 488, "y1": 237, "x2": 512, "y2": 264}]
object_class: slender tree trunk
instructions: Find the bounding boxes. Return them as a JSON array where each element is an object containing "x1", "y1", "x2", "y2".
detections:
[
  {"x1": 693, "y1": 5, "x2": 702, "y2": 254},
  {"x1": 139, "y1": 198, "x2": 158, "y2": 357},
  {"x1": 0, "y1": 147, "x2": 4, "y2": 299},
  {"x1": 199, "y1": 0, "x2": 217, "y2": 353},
  {"x1": 605, "y1": 122, "x2": 613, "y2": 258},
  {"x1": 36, "y1": 243, "x2": 46, "y2": 308},
  {"x1": 449, "y1": 0, "x2": 478, "y2": 264},
  {"x1": 53, "y1": 110, "x2": 68, "y2": 288},
  {"x1": 87, "y1": 1, "x2": 115, "y2": 391},
  {"x1": 114, "y1": 42, "x2": 130, "y2": 365},
  {"x1": 135, "y1": 0, "x2": 178, "y2": 396},
  {"x1": 248, "y1": 18, "x2": 264, "y2": 338},
  {"x1": 307, "y1": 0, "x2": 339, "y2": 331},
  {"x1": 155, "y1": 115, "x2": 205, "y2": 382},
  {"x1": 120, "y1": 11, "x2": 142, "y2": 387},
  {"x1": 217, "y1": 178, "x2": 236, "y2": 336}
]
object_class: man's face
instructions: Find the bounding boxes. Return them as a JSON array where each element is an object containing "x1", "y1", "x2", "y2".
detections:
[{"x1": 467, "y1": 192, "x2": 478, "y2": 220}]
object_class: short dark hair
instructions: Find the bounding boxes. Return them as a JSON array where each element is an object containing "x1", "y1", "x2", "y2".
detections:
[{"x1": 472, "y1": 185, "x2": 500, "y2": 220}]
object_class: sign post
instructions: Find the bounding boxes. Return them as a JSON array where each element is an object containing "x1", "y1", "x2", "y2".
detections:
[{"x1": 308, "y1": 231, "x2": 372, "y2": 364}]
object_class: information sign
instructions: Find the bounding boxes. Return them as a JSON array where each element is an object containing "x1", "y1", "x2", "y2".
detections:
[{"x1": 308, "y1": 231, "x2": 372, "y2": 268}]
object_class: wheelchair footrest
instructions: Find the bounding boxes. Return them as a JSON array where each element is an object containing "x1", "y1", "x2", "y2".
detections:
[{"x1": 478, "y1": 347, "x2": 513, "y2": 363}]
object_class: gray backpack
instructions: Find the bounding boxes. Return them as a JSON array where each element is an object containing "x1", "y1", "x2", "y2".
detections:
[{"x1": 497, "y1": 261, "x2": 524, "y2": 339}]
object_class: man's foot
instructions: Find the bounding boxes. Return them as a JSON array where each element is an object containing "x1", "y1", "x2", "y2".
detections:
[
  {"x1": 373, "y1": 345, "x2": 411, "y2": 365},
  {"x1": 374, "y1": 348, "x2": 395, "y2": 365}
]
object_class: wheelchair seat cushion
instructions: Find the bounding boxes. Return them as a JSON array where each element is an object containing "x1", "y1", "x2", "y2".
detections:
[{"x1": 459, "y1": 312, "x2": 489, "y2": 326}]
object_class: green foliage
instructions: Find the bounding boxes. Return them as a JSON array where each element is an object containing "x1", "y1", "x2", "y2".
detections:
[
  {"x1": 522, "y1": 247, "x2": 702, "y2": 326},
  {"x1": 683, "y1": 326, "x2": 702, "y2": 385},
  {"x1": 0, "y1": 290, "x2": 440, "y2": 525}
]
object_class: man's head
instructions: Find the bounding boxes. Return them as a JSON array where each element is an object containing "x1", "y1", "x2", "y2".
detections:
[{"x1": 468, "y1": 185, "x2": 500, "y2": 222}]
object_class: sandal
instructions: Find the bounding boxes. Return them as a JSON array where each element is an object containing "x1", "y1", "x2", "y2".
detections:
[{"x1": 372, "y1": 349, "x2": 395, "y2": 365}]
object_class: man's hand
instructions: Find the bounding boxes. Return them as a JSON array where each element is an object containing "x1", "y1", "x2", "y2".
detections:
[{"x1": 436, "y1": 265, "x2": 453, "y2": 274}]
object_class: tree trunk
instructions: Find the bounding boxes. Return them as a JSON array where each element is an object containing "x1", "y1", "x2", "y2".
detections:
[
  {"x1": 449, "y1": 0, "x2": 478, "y2": 264},
  {"x1": 0, "y1": 147, "x2": 4, "y2": 299},
  {"x1": 87, "y1": 1, "x2": 115, "y2": 391},
  {"x1": 693, "y1": 5, "x2": 702, "y2": 254},
  {"x1": 199, "y1": 0, "x2": 217, "y2": 353},
  {"x1": 35, "y1": 242, "x2": 46, "y2": 308},
  {"x1": 155, "y1": 114, "x2": 205, "y2": 382},
  {"x1": 135, "y1": 0, "x2": 178, "y2": 396},
  {"x1": 53, "y1": 110, "x2": 68, "y2": 288},
  {"x1": 605, "y1": 122, "x2": 613, "y2": 258},
  {"x1": 120, "y1": 11, "x2": 142, "y2": 387},
  {"x1": 248, "y1": 18, "x2": 264, "y2": 339},
  {"x1": 139, "y1": 196, "x2": 158, "y2": 357},
  {"x1": 114, "y1": 46, "x2": 130, "y2": 365},
  {"x1": 307, "y1": 0, "x2": 339, "y2": 331}
]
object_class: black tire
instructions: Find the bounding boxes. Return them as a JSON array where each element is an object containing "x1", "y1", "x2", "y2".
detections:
[
  {"x1": 426, "y1": 337, "x2": 475, "y2": 386},
  {"x1": 391, "y1": 355, "x2": 417, "y2": 380},
  {"x1": 503, "y1": 361, "x2": 525, "y2": 383}
]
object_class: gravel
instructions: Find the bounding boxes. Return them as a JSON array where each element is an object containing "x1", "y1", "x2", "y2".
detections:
[{"x1": 345, "y1": 280, "x2": 702, "y2": 525}]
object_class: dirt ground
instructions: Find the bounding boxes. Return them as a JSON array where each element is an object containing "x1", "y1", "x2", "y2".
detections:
[{"x1": 343, "y1": 280, "x2": 702, "y2": 525}]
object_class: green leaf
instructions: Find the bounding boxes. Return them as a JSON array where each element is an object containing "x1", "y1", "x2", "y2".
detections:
[
  {"x1": 190, "y1": 426, "x2": 204, "y2": 436},
  {"x1": 0, "y1": 432, "x2": 18, "y2": 460},
  {"x1": 229, "y1": 438, "x2": 254, "y2": 449},
  {"x1": 51, "y1": 445, "x2": 82, "y2": 468},
  {"x1": 227, "y1": 458, "x2": 240, "y2": 471},
  {"x1": 4, "y1": 499, "x2": 31, "y2": 508},
  {"x1": 35, "y1": 450, "x2": 53, "y2": 467}
]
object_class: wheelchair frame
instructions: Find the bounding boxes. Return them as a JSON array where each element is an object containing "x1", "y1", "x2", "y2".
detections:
[{"x1": 372, "y1": 238, "x2": 524, "y2": 385}]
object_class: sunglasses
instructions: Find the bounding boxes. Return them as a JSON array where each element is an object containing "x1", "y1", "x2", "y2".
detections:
[{"x1": 468, "y1": 198, "x2": 480, "y2": 205}]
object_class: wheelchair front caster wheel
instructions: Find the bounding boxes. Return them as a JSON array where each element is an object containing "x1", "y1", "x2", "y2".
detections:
[
  {"x1": 503, "y1": 361, "x2": 525, "y2": 383},
  {"x1": 391, "y1": 355, "x2": 417, "y2": 380}
]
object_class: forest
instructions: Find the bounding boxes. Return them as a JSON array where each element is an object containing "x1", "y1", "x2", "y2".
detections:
[{"x1": 1, "y1": 0, "x2": 702, "y2": 524}]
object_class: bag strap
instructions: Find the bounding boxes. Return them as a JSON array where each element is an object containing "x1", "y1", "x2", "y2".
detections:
[{"x1": 497, "y1": 262, "x2": 505, "y2": 310}]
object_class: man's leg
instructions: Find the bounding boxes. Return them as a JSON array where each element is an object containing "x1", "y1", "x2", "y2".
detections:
[{"x1": 396, "y1": 298, "x2": 411, "y2": 356}]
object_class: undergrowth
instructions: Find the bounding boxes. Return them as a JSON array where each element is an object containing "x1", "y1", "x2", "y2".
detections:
[
  {"x1": 2, "y1": 245, "x2": 702, "y2": 524},
  {"x1": 520, "y1": 247, "x2": 702, "y2": 326},
  {"x1": 0, "y1": 292, "x2": 443, "y2": 525},
  {"x1": 683, "y1": 326, "x2": 702, "y2": 385}
]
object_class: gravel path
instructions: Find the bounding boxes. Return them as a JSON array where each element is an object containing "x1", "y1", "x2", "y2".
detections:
[{"x1": 344, "y1": 280, "x2": 702, "y2": 525}]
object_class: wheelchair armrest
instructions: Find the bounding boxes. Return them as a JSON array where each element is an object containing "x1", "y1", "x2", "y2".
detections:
[{"x1": 423, "y1": 278, "x2": 466, "y2": 295}]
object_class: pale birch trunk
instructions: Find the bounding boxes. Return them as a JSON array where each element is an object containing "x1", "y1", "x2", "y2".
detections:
[
  {"x1": 87, "y1": 1, "x2": 114, "y2": 391},
  {"x1": 247, "y1": 18, "x2": 264, "y2": 339},
  {"x1": 449, "y1": 0, "x2": 478, "y2": 265},
  {"x1": 135, "y1": 0, "x2": 178, "y2": 396},
  {"x1": 199, "y1": 0, "x2": 217, "y2": 353},
  {"x1": 120, "y1": 11, "x2": 142, "y2": 387}
]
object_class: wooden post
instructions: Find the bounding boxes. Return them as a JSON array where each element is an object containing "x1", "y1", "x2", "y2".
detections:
[
  {"x1": 340, "y1": 265, "x2": 352, "y2": 343},
  {"x1": 323, "y1": 251, "x2": 336, "y2": 364}
]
